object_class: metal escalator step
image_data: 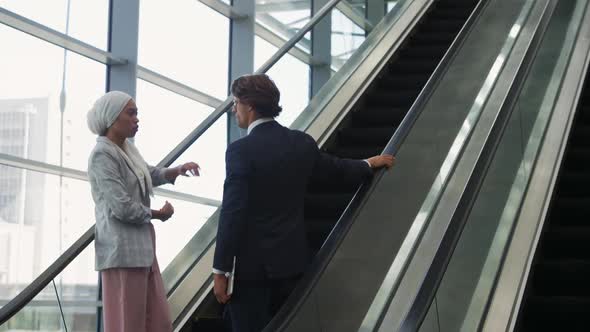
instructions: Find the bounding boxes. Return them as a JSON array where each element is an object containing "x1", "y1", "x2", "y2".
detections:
[
  {"x1": 555, "y1": 172, "x2": 590, "y2": 197},
  {"x1": 399, "y1": 44, "x2": 451, "y2": 59},
  {"x1": 519, "y1": 296, "x2": 590, "y2": 332},
  {"x1": 363, "y1": 89, "x2": 420, "y2": 106},
  {"x1": 387, "y1": 59, "x2": 439, "y2": 74},
  {"x1": 541, "y1": 227, "x2": 590, "y2": 260},
  {"x1": 350, "y1": 107, "x2": 407, "y2": 126},
  {"x1": 570, "y1": 125, "x2": 590, "y2": 147},
  {"x1": 531, "y1": 260, "x2": 590, "y2": 297},
  {"x1": 376, "y1": 74, "x2": 430, "y2": 89},
  {"x1": 562, "y1": 147, "x2": 590, "y2": 172},
  {"x1": 326, "y1": 145, "x2": 384, "y2": 160},
  {"x1": 549, "y1": 197, "x2": 590, "y2": 224},
  {"x1": 337, "y1": 126, "x2": 397, "y2": 146}
]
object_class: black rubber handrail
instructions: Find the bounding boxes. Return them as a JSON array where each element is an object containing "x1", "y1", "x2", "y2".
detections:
[{"x1": 263, "y1": 0, "x2": 488, "y2": 330}]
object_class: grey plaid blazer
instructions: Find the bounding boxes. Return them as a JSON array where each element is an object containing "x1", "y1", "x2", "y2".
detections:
[{"x1": 88, "y1": 137, "x2": 172, "y2": 270}]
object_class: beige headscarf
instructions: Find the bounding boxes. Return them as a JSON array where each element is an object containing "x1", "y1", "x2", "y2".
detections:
[{"x1": 87, "y1": 91, "x2": 154, "y2": 197}]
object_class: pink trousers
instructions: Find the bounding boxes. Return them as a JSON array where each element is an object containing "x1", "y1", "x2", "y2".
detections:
[{"x1": 101, "y1": 226, "x2": 172, "y2": 332}]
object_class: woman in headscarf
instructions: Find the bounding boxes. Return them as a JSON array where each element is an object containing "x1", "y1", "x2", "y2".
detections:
[{"x1": 87, "y1": 91, "x2": 200, "y2": 332}]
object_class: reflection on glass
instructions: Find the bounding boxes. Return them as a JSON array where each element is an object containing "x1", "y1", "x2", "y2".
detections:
[
  {"x1": 255, "y1": 37, "x2": 310, "y2": 127},
  {"x1": 331, "y1": 9, "x2": 365, "y2": 70},
  {"x1": 138, "y1": 0, "x2": 229, "y2": 99},
  {"x1": 0, "y1": 0, "x2": 109, "y2": 49},
  {"x1": 387, "y1": 0, "x2": 398, "y2": 12},
  {"x1": 348, "y1": 0, "x2": 367, "y2": 15},
  {"x1": 0, "y1": 25, "x2": 106, "y2": 172},
  {"x1": 0, "y1": 165, "x2": 95, "y2": 298},
  {"x1": 0, "y1": 244, "x2": 98, "y2": 331}
]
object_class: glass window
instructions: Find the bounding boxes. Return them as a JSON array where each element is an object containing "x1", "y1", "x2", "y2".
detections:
[
  {"x1": 0, "y1": 0, "x2": 109, "y2": 49},
  {"x1": 0, "y1": 244, "x2": 98, "y2": 331},
  {"x1": 138, "y1": 0, "x2": 229, "y2": 99},
  {"x1": 158, "y1": 116, "x2": 227, "y2": 201},
  {"x1": 0, "y1": 165, "x2": 95, "y2": 295},
  {"x1": 151, "y1": 197, "x2": 217, "y2": 270},
  {"x1": 256, "y1": 0, "x2": 311, "y2": 53},
  {"x1": 0, "y1": 25, "x2": 106, "y2": 172},
  {"x1": 134, "y1": 79, "x2": 216, "y2": 165},
  {"x1": 331, "y1": 9, "x2": 365, "y2": 70},
  {"x1": 387, "y1": 1, "x2": 398, "y2": 12},
  {"x1": 255, "y1": 37, "x2": 310, "y2": 127}
]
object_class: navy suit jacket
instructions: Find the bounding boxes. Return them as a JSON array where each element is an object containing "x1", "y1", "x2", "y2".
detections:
[{"x1": 213, "y1": 121, "x2": 373, "y2": 280}]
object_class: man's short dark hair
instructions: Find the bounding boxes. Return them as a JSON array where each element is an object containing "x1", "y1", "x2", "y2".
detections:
[{"x1": 231, "y1": 74, "x2": 283, "y2": 118}]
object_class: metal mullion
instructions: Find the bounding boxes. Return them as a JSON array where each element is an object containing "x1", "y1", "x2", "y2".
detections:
[
  {"x1": 198, "y1": 0, "x2": 246, "y2": 18},
  {"x1": 0, "y1": 153, "x2": 220, "y2": 207},
  {"x1": 0, "y1": 7, "x2": 125, "y2": 65},
  {"x1": 256, "y1": 1, "x2": 310, "y2": 12},
  {"x1": 257, "y1": 13, "x2": 312, "y2": 51},
  {"x1": 137, "y1": 66, "x2": 223, "y2": 108},
  {"x1": 335, "y1": 1, "x2": 373, "y2": 31}
]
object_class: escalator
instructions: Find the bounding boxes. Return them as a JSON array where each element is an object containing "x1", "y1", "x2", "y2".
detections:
[
  {"x1": 0, "y1": 0, "x2": 491, "y2": 330},
  {"x1": 515, "y1": 71, "x2": 590, "y2": 331},
  {"x1": 348, "y1": 0, "x2": 590, "y2": 330},
  {"x1": 188, "y1": 0, "x2": 480, "y2": 330}
]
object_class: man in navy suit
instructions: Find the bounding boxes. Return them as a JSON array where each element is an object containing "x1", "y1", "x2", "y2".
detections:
[{"x1": 213, "y1": 74, "x2": 394, "y2": 332}]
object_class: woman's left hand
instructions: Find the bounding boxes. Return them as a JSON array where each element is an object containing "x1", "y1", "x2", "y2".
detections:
[{"x1": 178, "y1": 162, "x2": 200, "y2": 177}]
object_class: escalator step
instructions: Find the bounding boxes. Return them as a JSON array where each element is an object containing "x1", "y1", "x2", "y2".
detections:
[
  {"x1": 562, "y1": 147, "x2": 590, "y2": 172},
  {"x1": 578, "y1": 106, "x2": 590, "y2": 123},
  {"x1": 376, "y1": 75, "x2": 429, "y2": 90},
  {"x1": 531, "y1": 260, "x2": 590, "y2": 296},
  {"x1": 337, "y1": 127, "x2": 397, "y2": 146},
  {"x1": 570, "y1": 125, "x2": 590, "y2": 147},
  {"x1": 327, "y1": 145, "x2": 384, "y2": 160},
  {"x1": 364, "y1": 89, "x2": 420, "y2": 106},
  {"x1": 399, "y1": 44, "x2": 452, "y2": 59},
  {"x1": 350, "y1": 107, "x2": 407, "y2": 126},
  {"x1": 555, "y1": 172, "x2": 590, "y2": 197},
  {"x1": 388, "y1": 59, "x2": 439, "y2": 74},
  {"x1": 519, "y1": 296, "x2": 590, "y2": 331},
  {"x1": 548, "y1": 197, "x2": 590, "y2": 224},
  {"x1": 541, "y1": 227, "x2": 590, "y2": 260},
  {"x1": 418, "y1": 19, "x2": 466, "y2": 33}
]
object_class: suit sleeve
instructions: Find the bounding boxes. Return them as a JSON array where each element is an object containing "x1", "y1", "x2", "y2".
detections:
[
  {"x1": 307, "y1": 134, "x2": 373, "y2": 183},
  {"x1": 213, "y1": 143, "x2": 250, "y2": 272}
]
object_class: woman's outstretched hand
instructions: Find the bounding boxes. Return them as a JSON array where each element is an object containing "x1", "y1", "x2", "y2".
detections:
[{"x1": 178, "y1": 162, "x2": 200, "y2": 177}]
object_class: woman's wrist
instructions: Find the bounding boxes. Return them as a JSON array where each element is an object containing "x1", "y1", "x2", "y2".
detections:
[{"x1": 151, "y1": 209, "x2": 161, "y2": 220}]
